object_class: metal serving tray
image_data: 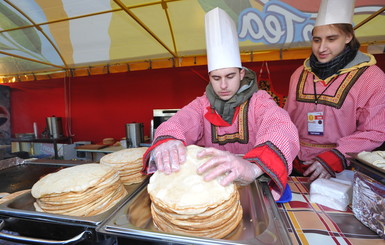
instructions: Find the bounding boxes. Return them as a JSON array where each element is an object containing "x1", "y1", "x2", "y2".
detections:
[
  {"x1": 347, "y1": 153, "x2": 385, "y2": 185},
  {"x1": 97, "y1": 181, "x2": 291, "y2": 245},
  {"x1": 0, "y1": 182, "x2": 146, "y2": 228},
  {"x1": 0, "y1": 161, "x2": 81, "y2": 194},
  {"x1": 0, "y1": 160, "x2": 149, "y2": 228}
]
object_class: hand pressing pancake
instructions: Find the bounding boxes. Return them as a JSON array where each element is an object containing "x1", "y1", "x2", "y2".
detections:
[
  {"x1": 197, "y1": 147, "x2": 263, "y2": 186},
  {"x1": 147, "y1": 145, "x2": 243, "y2": 238}
]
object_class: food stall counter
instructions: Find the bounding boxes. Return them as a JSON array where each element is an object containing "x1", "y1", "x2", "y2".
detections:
[{"x1": 279, "y1": 176, "x2": 384, "y2": 245}]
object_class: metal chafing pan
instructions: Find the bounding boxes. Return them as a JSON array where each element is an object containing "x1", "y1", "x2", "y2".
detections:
[
  {"x1": 347, "y1": 152, "x2": 385, "y2": 185},
  {"x1": 0, "y1": 159, "x2": 148, "y2": 244},
  {"x1": 0, "y1": 158, "x2": 88, "y2": 194},
  {"x1": 97, "y1": 180, "x2": 291, "y2": 245},
  {"x1": 0, "y1": 181, "x2": 146, "y2": 227}
]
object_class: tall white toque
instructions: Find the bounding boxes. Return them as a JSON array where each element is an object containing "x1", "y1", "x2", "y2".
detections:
[
  {"x1": 315, "y1": 0, "x2": 355, "y2": 27},
  {"x1": 205, "y1": 7, "x2": 242, "y2": 73}
]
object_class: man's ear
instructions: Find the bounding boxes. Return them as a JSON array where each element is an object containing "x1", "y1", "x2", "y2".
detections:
[
  {"x1": 345, "y1": 34, "x2": 353, "y2": 44},
  {"x1": 240, "y1": 68, "x2": 245, "y2": 80}
]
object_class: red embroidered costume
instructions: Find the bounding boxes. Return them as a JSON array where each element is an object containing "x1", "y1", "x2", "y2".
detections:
[
  {"x1": 143, "y1": 78, "x2": 300, "y2": 199},
  {"x1": 285, "y1": 52, "x2": 385, "y2": 176}
]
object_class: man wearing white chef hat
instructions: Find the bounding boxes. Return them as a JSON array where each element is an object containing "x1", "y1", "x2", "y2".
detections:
[
  {"x1": 285, "y1": 0, "x2": 385, "y2": 181},
  {"x1": 143, "y1": 7, "x2": 300, "y2": 200}
]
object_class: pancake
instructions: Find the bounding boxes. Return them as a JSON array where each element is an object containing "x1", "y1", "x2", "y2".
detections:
[
  {"x1": 31, "y1": 163, "x2": 116, "y2": 198},
  {"x1": 31, "y1": 163, "x2": 128, "y2": 217},
  {"x1": 147, "y1": 145, "x2": 243, "y2": 239},
  {"x1": 100, "y1": 147, "x2": 148, "y2": 185}
]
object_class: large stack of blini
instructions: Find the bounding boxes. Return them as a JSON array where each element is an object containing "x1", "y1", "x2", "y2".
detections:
[
  {"x1": 147, "y1": 145, "x2": 243, "y2": 239},
  {"x1": 31, "y1": 163, "x2": 128, "y2": 217},
  {"x1": 100, "y1": 147, "x2": 148, "y2": 185}
]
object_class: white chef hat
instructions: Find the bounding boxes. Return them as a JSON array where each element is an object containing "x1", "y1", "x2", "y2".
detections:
[
  {"x1": 205, "y1": 7, "x2": 242, "y2": 73},
  {"x1": 315, "y1": 0, "x2": 355, "y2": 27}
]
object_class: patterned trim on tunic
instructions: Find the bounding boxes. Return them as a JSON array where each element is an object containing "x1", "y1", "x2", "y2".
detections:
[
  {"x1": 314, "y1": 156, "x2": 336, "y2": 177},
  {"x1": 315, "y1": 149, "x2": 347, "y2": 177},
  {"x1": 151, "y1": 135, "x2": 179, "y2": 146},
  {"x1": 247, "y1": 141, "x2": 289, "y2": 171},
  {"x1": 332, "y1": 149, "x2": 348, "y2": 169},
  {"x1": 245, "y1": 141, "x2": 289, "y2": 193},
  {"x1": 328, "y1": 148, "x2": 348, "y2": 169},
  {"x1": 295, "y1": 67, "x2": 368, "y2": 109},
  {"x1": 211, "y1": 100, "x2": 249, "y2": 145},
  {"x1": 300, "y1": 140, "x2": 337, "y2": 149}
]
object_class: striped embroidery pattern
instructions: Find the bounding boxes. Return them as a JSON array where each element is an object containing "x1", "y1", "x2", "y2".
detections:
[
  {"x1": 331, "y1": 148, "x2": 348, "y2": 169},
  {"x1": 211, "y1": 100, "x2": 249, "y2": 145},
  {"x1": 296, "y1": 67, "x2": 367, "y2": 109},
  {"x1": 300, "y1": 140, "x2": 337, "y2": 149},
  {"x1": 246, "y1": 141, "x2": 289, "y2": 172}
]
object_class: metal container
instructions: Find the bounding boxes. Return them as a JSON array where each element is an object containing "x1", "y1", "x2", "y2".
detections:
[
  {"x1": 97, "y1": 181, "x2": 291, "y2": 245},
  {"x1": 347, "y1": 153, "x2": 385, "y2": 185},
  {"x1": 0, "y1": 159, "x2": 148, "y2": 244},
  {"x1": 46, "y1": 116, "x2": 63, "y2": 139},
  {"x1": 125, "y1": 123, "x2": 144, "y2": 148},
  {"x1": 352, "y1": 171, "x2": 385, "y2": 239},
  {"x1": 348, "y1": 153, "x2": 385, "y2": 238},
  {"x1": 151, "y1": 109, "x2": 179, "y2": 141}
]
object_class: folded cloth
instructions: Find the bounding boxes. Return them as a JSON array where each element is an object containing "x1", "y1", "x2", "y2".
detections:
[{"x1": 310, "y1": 178, "x2": 352, "y2": 211}]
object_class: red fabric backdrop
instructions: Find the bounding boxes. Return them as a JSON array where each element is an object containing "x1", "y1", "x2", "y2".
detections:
[{"x1": 5, "y1": 55, "x2": 384, "y2": 143}]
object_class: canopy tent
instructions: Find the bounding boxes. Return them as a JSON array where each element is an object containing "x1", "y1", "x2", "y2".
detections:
[{"x1": 0, "y1": 0, "x2": 384, "y2": 83}]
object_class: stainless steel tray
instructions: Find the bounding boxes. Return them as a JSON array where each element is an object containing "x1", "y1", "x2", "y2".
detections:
[
  {"x1": 0, "y1": 179, "x2": 148, "y2": 228},
  {"x1": 97, "y1": 181, "x2": 291, "y2": 245},
  {"x1": 0, "y1": 159, "x2": 91, "y2": 194},
  {"x1": 347, "y1": 152, "x2": 385, "y2": 185}
]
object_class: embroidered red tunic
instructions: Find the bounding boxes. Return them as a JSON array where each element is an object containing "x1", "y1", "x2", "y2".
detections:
[
  {"x1": 143, "y1": 90, "x2": 300, "y2": 200},
  {"x1": 285, "y1": 55, "x2": 385, "y2": 175}
]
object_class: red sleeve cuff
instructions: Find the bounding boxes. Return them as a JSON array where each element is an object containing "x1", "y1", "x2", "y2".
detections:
[
  {"x1": 315, "y1": 149, "x2": 347, "y2": 176},
  {"x1": 244, "y1": 141, "x2": 289, "y2": 197}
]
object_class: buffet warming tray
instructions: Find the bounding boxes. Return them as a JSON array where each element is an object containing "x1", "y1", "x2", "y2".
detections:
[
  {"x1": 97, "y1": 180, "x2": 291, "y2": 245},
  {"x1": 0, "y1": 181, "x2": 147, "y2": 227},
  {"x1": 0, "y1": 159, "x2": 148, "y2": 244}
]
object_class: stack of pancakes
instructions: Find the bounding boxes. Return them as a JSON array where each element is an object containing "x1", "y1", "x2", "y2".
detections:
[
  {"x1": 31, "y1": 163, "x2": 128, "y2": 217},
  {"x1": 147, "y1": 145, "x2": 243, "y2": 239},
  {"x1": 100, "y1": 147, "x2": 148, "y2": 185}
]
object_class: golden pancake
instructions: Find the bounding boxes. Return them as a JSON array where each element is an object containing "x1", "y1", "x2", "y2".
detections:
[
  {"x1": 148, "y1": 145, "x2": 243, "y2": 239},
  {"x1": 32, "y1": 163, "x2": 128, "y2": 217},
  {"x1": 100, "y1": 147, "x2": 148, "y2": 185}
]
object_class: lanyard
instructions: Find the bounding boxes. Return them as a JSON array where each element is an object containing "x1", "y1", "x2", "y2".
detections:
[{"x1": 312, "y1": 75, "x2": 338, "y2": 105}]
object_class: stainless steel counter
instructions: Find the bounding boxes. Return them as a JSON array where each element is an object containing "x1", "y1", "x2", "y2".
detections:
[
  {"x1": 98, "y1": 181, "x2": 291, "y2": 245},
  {"x1": 0, "y1": 159, "x2": 291, "y2": 244}
]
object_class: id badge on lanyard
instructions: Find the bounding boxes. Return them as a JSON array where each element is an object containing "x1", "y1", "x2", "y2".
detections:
[
  {"x1": 308, "y1": 111, "x2": 324, "y2": 135},
  {"x1": 308, "y1": 75, "x2": 337, "y2": 136}
]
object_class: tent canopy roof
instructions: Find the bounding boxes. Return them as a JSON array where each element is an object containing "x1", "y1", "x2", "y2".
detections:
[{"x1": 0, "y1": 0, "x2": 384, "y2": 82}]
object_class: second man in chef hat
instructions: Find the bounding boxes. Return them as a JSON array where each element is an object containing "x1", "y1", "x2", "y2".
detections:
[
  {"x1": 284, "y1": 0, "x2": 385, "y2": 181},
  {"x1": 143, "y1": 7, "x2": 299, "y2": 200}
]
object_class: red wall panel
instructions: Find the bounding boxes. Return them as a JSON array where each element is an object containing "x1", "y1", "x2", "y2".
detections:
[
  {"x1": 5, "y1": 55, "x2": 383, "y2": 143},
  {"x1": 9, "y1": 80, "x2": 67, "y2": 137}
]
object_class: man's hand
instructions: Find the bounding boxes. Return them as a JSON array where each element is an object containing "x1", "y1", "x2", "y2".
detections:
[
  {"x1": 303, "y1": 160, "x2": 331, "y2": 181},
  {"x1": 152, "y1": 140, "x2": 186, "y2": 174},
  {"x1": 196, "y1": 147, "x2": 263, "y2": 186}
]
